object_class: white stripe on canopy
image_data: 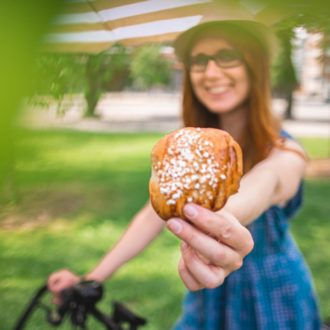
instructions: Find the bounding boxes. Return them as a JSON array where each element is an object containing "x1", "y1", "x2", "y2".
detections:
[
  {"x1": 43, "y1": 0, "x2": 284, "y2": 53},
  {"x1": 47, "y1": 15, "x2": 202, "y2": 43},
  {"x1": 55, "y1": 0, "x2": 210, "y2": 25},
  {"x1": 43, "y1": 0, "x2": 214, "y2": 51}
]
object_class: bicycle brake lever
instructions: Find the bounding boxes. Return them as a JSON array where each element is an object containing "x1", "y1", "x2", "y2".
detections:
[{"x1": 112, "y1": 302, "x2": 147, "y2": 329}]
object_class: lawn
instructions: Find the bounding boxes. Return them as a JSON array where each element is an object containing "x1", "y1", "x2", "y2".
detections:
[{"x1": 0, "y1": 129, "x2": 329, "y2": 329}]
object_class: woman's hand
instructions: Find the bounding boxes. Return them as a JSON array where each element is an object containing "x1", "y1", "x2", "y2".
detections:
[
  {"x1": 47, "y1": 269, "x2": 80, "y2": 304},
  {"x1": 166, "y1": 203, "x2": 254, "y2": 291}
]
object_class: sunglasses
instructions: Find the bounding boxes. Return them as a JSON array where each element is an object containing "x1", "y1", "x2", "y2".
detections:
[{"x1": 188, "y1": 48, "x2": 243, "y2": 72}]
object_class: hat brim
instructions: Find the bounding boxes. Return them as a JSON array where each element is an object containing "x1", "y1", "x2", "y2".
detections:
[{"x1": 174, "y1": 20, "x2": 278, "y2": 63}]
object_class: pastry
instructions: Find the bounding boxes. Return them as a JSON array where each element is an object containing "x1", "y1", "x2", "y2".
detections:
[{"x1": 149, "y1": 127, "x2": 243, "y2": 220}]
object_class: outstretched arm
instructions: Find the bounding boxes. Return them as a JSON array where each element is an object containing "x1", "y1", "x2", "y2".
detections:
[
  {"x1": 85, "y1": 202, "x2": 165, "y2": 282},
  {"x1": 166, "y1": 140, "x2": 306, "y2": 290},
  {"x1": 224, "y1": 138, "x2": 307, "y2": 226}
]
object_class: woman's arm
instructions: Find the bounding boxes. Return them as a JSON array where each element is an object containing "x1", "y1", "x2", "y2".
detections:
[
  {"x1": 85, "y1": 202, "x2": 165, "y2": 281},
  {"x1": 48, "y1": 202, "x2": 165, "y2": 302},
  {"x1": 50, "y1": 140, "x2": 300, "y2": 294},
  {"x1": 164, "y1": 139, "x2": 306, "y2": 290},
  {"x1": 224, "y1": 139, "x2": 307, "y2": 226}
]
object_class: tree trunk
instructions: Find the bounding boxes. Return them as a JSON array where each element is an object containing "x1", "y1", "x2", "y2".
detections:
[
  {"x1": 284, "y1": 90, "x2": 294, "y2": 120},
  {"x1": 84, "y1": 55, "x2": 103, "y2": 118},
  {"x1": 84, "y1": 86, "x2": 101, "y2": 117}
]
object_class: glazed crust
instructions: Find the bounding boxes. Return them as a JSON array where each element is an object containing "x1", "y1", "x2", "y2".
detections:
[{"x1": 149, "y1": 127, "x2": 243, "y2": 220}]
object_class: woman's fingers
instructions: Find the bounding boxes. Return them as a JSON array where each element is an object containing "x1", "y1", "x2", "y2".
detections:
[
  {"x1": 180, "y1": 242, "x2": 226, "y2": 289},
  {"x1": 48, "y1": 269, "x2": 79, "y2": 292},
  {"x1": 48, "y1": 269, "x2": 80, "y2": 304},
  {"x1": 167, "y1": 217, "x2": 242, "y2": 269},
  {"x1": 178, "y1": 248, "x2": 202, "y2": 291},
  {"x1": 182, "y1": 204, "x2": 254, "y2": 256},
  {"x1": 167, "y1": 204, "x2": 254, "y2": 290}
]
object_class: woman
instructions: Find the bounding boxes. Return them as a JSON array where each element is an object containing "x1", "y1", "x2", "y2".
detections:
[
  {"x1": 48, "y1": 18, "x2": 321, "y2": 330},
  {"x1": 171, "y1": 20, "x2": 321, "y2": 329}
]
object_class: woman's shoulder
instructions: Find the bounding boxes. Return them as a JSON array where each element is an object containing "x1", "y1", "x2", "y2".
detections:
[
  {"x1": 280, "y1": 129, "x2": 293, "y2": 139},
  {"x1": 276, "y1": 130, "x2": 307, "y2": 162}
]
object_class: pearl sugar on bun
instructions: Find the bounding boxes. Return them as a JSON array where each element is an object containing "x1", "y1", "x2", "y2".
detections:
[{"x1": 149, "y1": 127, "x2": 243, "y2": 220}]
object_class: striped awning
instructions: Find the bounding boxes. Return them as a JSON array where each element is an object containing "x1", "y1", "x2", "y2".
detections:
[{"x1": 43, "y1": 0, "x2": 287, "y2": 53}]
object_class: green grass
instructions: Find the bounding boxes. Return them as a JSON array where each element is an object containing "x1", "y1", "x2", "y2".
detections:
[
  {"x1": 0, "y1": 130, "x2": 329, "y2": 329},
  {"x1": 297, "y1": 137, "x2": 330, "y2": 159}
]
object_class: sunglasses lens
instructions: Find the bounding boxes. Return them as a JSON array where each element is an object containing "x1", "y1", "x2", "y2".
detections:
[
  {"x1": 215, "y1": 49, "x2": 242, "y2": 68},
  {"x1": 188, "y1": 49, "x2": 243, "y2": 72},
  {"x1": 189, "y1": 54, "x2": 209, "y2": 72}
]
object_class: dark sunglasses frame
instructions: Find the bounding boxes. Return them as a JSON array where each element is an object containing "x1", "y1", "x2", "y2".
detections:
[{"x1": 187, "y1": 48, "x2": 243, "y2": 72}]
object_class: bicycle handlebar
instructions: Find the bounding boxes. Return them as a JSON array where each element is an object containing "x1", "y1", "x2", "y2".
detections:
[{"x1": 13, "y1": 280, "x2": 147, "y2": 330}]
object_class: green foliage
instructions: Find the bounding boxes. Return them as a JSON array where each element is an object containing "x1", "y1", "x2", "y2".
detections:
[
  {"x1": 0, "y1": 0, "x2": 64, "y2": 202},
  {"x1": 269, "y1": 2, "x2": 330, "y2": 97},
  {"x1": 28, "y1": 44, "x2": 131, "y2": 117},
  {"x1": 0, "y1": 131, "x2": 329, "y2": 329},
  {"x1": 130, "y1": 44, "x2": 172, "y2": 90},
  {"x1": 28, "y1": 43, "x2": 175, "y2": 116},
  {"x1": 271, "y1": 27, "x2": 298, "y2": 94},
  {"x1": 29, "y1": 54, "x2": 86, "y2": 115},
  {"x1": 273, "y1": 2, "x2": 330, "y2": 34},
  {"x1": 251, "y1": 0, "x2": 330, "y2": 25},
  {"x1": 84, "y1": 44, "x2": 131, "y2": 117},
  {"x1": 31, "y1": 54, "x2": 86, "y2": 99}
]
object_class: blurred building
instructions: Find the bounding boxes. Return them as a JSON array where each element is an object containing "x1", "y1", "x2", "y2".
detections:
[
  {"x1": 323, "y1": 35, "x2": 330, "y2": 102},
  {"x1": 293, "y1": 28, "x2": 330, "y2": 101}
]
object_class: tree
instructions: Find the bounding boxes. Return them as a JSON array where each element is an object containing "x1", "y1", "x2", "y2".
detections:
[
  {"x1": 30, "y1": 44, "x2": 131, "y2": 118},
  {"x1": 84, "y1": 44, "x2": 130, "y2": 117},
  {"x1": 30, "y1": 53, "x2": 86, "y2": 115},
  {"x1": 271, "y1": 24, "x2": 298, "y2": 119},
  {"x1": 264, "y1": 1, "x2": 330, "y2": 118},
  {"x1": 130, "y1": 44, "x2": 172, "y2": 90}
]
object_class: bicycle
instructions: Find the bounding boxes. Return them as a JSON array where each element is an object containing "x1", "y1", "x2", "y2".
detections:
[{"x1": 13, "y1": 280, "x2": 147, "y2": 330}]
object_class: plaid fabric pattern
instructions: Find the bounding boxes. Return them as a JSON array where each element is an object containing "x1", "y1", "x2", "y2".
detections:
[{"x1": 174, "y1": 133, "x2": 321, "y2": 330}]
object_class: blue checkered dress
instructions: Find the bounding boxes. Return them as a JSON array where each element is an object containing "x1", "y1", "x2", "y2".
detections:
[{"x1": 174, "y1": 135, "x2": 321, "y2": 330}]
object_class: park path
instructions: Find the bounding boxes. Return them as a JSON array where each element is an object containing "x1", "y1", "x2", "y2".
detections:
[
  {"x1": 21, "y1": 92, "x2": 330, "y2": 177},
  {"x1": 22, "y1": 92, "x2": 330, "y2": 137}
]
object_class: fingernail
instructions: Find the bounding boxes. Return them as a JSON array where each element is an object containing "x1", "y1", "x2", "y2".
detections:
[
  {"x1": 167, "y1": 219, "x2": 183, "y2": 234},
  {"x1": 184, "y1": 204, "x2": 197, "y2": 219}
]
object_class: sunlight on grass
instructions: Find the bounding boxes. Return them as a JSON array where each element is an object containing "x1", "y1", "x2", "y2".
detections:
[{"x1": 298, "y1": 137, "x2": 330, "y2": 159}]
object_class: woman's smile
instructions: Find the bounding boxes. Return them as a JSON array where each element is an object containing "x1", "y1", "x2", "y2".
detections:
[
  {"x1": 189, "y1": 37, "x2": 250, "y2": 115},
  {"x1": 206, "y1": 85, "x2": 231, "y2": 94}
]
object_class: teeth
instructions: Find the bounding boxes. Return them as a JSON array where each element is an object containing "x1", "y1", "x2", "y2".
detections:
[{"x1": 208, "y1": 86, "x2": 228, "y2": 94}]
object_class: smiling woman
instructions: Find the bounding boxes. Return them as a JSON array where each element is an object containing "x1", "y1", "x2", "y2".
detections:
[
  {"x1": 46, "y1": 3, "x2": 321, "y2": 330},
  {"x1": 169, "y1": 13, "x2": 321, "y2": 330},
  {"x1": 188, "y1": 36, "x2": 250, "y2": 116},
  {"x1": 178, "y1": 22, "x2": 278, "y2": 172}
]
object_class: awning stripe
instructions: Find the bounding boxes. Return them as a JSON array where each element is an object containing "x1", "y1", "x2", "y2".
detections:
[
  {"x1": 61, "y1": 0, "x2": 147, "y2": 14},
  {"x1": 50, "y1": 3, "x2": 208, "y2": 33},
  {"x1": 46, "y1": 15, "x2": 202, "y2": 43},
  {"x1": 41, "y1": 32, "x2": 182, "y2": 53},
  {"x1": 56, "y1": 0, "x2": 210, "y2": 24},
  {"x1": 43, "y1": 0, "x2": 278, "y2": 53}
]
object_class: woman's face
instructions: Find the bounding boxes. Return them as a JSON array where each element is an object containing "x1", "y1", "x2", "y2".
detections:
[{"x1": 189, "y1": 36, "x2": 250, "y2": 115}]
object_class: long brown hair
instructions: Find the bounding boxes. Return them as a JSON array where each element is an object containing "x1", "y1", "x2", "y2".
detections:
[{"x1": 180, "y1": 24, "x2": 281, "y2": 172}]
